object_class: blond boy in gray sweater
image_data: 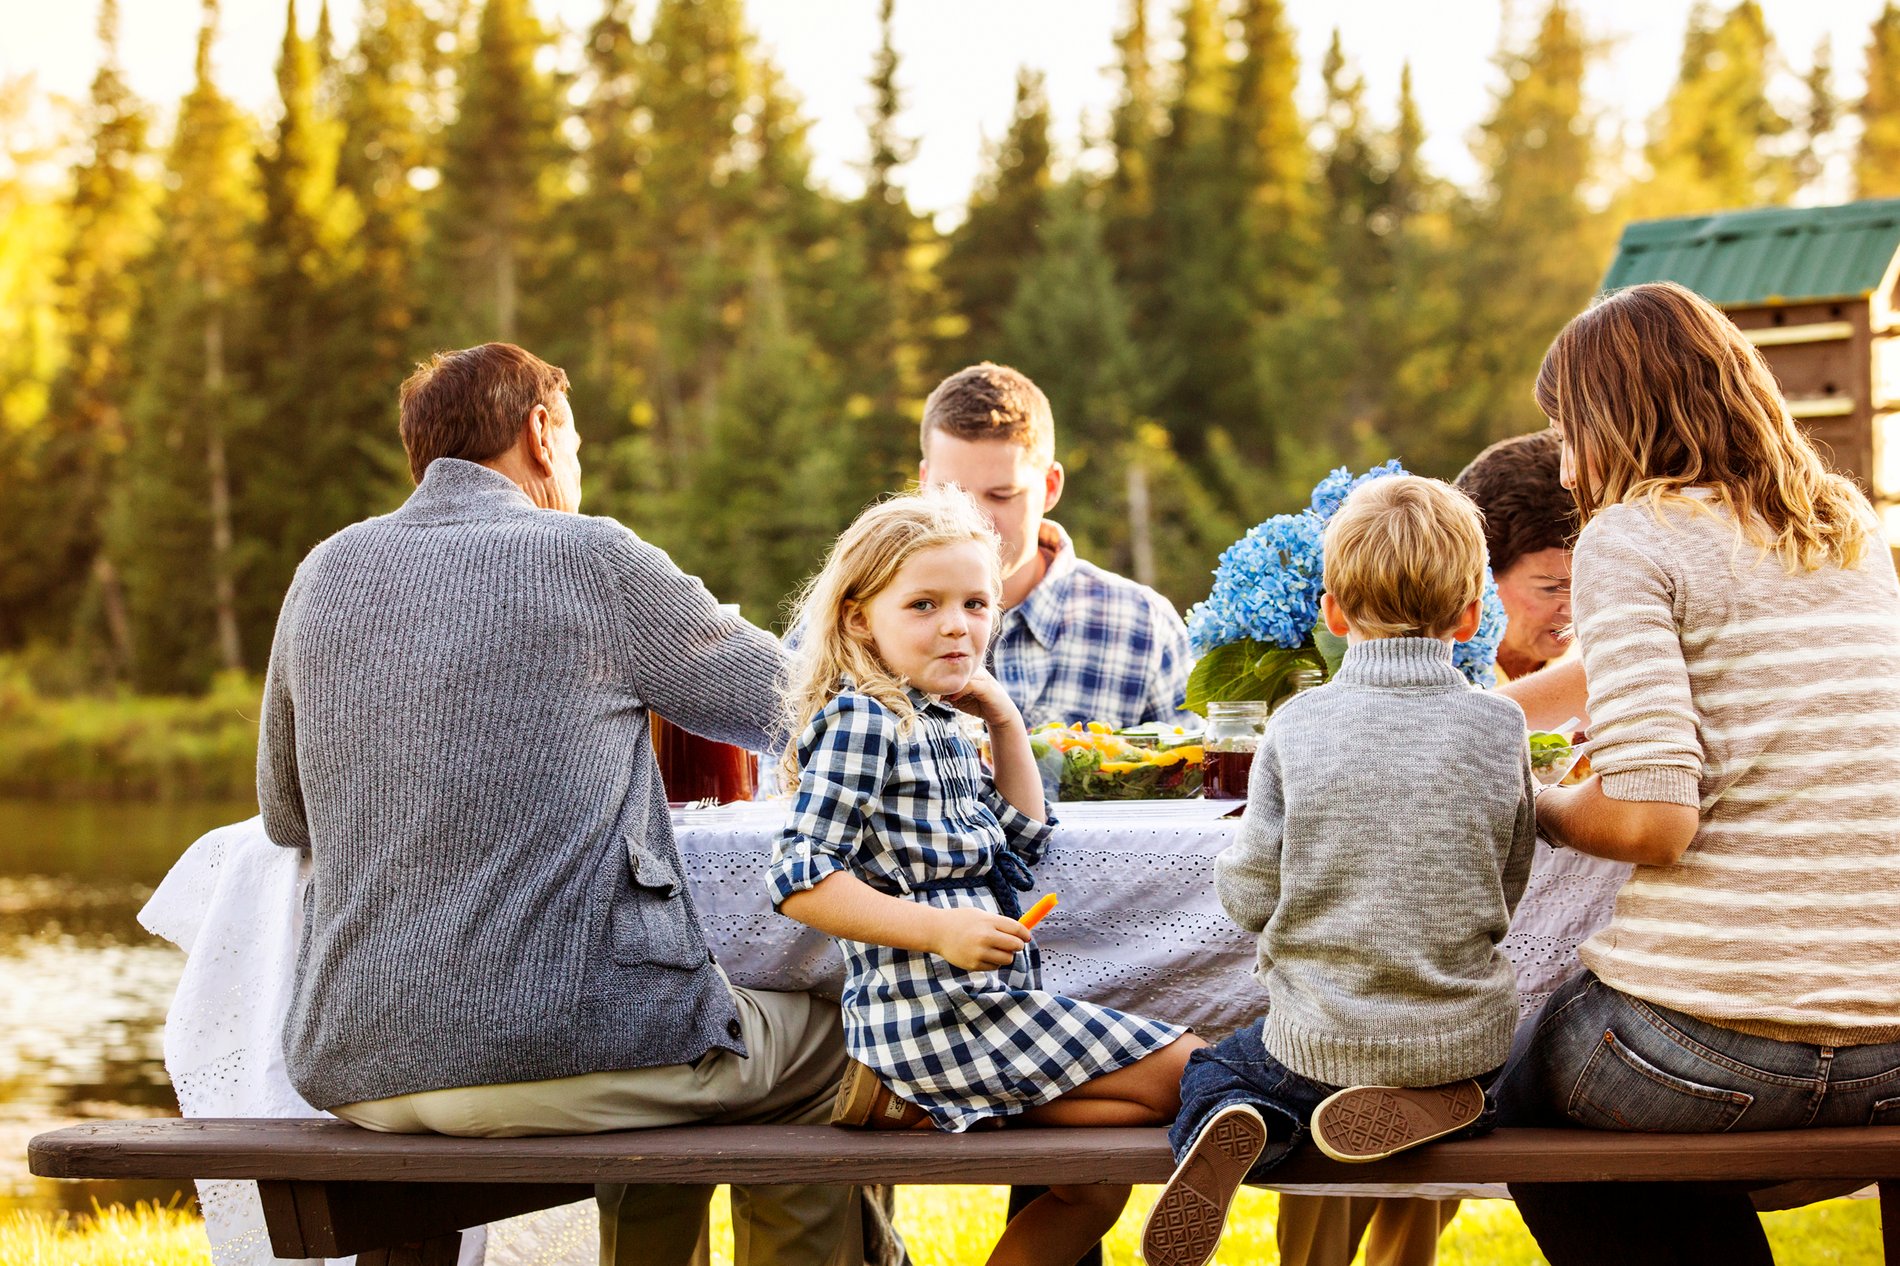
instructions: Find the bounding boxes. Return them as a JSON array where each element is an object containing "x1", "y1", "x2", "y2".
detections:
[{"x1": 1143, "y1": 476, "x2": 1539, "y2": 1266}]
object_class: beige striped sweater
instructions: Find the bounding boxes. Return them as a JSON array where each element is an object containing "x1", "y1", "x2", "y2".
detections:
[{"x1": 1573, "y1": 492, "x2": 1900, "y2": 1046}]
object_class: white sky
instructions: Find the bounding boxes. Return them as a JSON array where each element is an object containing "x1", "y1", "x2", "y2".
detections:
[{"x1": 2, "y1": 1, "x2": 1888, "y2": 221}]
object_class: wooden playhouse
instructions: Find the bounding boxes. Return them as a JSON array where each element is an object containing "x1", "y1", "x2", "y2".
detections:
[{"x1": 1602, "y1": 197, "x2": 1900, "y2": 549}]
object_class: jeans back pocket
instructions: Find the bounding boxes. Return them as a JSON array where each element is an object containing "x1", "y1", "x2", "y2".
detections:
[
  {"x1": 611, "y1": 835, "x2": 711, "y2": 969},
  {"x1": 1566, "y1": 1028, "x2": 1754, "y2": 1133}
]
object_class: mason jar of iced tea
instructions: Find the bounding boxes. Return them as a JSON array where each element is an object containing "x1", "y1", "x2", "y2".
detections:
[{"x1": 1202, "y1": 700, "x2": 1271, "y2": 800}]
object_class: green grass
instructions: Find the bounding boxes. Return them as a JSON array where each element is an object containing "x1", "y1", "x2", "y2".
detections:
[
  {"x1": 0, "y1": 663, "x2": 260, "y2": 799},
  {"x1": 0, "y1": 1201, "x2": 209, "y2": 1265},
  {"x1": 747, "y1": 1186, "x2": 1883, "y2": 1265},
  {"x1": 2, "y1": 1190, "x2": 1880, "y2": 1264}
]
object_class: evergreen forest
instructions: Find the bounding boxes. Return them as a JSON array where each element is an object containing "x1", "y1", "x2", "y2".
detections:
[{"x1": 5, "y1": 0, "x2": 1899, "y2": 695}]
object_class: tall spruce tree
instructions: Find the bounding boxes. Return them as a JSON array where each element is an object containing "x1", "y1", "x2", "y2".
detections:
[
  {"x1": 9, "y1": 0, "x2": 150, "y2": 664},
  {"x1": 332, "y1": 0, "x2": 437, "y2": 485},
  {"x1": 428, "y1": 0, "x2": 564, "y2": 344},
  {"x1": 1793, "y1": 38, "x2": 1837, "y2": 193},
  {"x1": 942, "y1": 67, "x2": 1051, "y2": 366},
  {"x1": 1860, "y1": 4, "x2": 1900, "y2": 197},
  {"x1": 557, "y1": 0, "x2": 652, "y2": 460},
  {"x1": 112, "y1": 0, "x2": 258, "y2": 688},
  {"x1": 1104, "y1": 0, "x2": 1174, "y2": 360},
  {"x1": 844, "y1": 0, "x2": 929, "y2": 503},
  {"x1": 1434, "y1": 0, "x2": 1608, "y2": 467},
  {"x1": 1149, "y1": 0, "x2": 1268, "y2": 467},
  {"x1": 242, "y1": 0, "x2": 362, "y2": 646},
  {"x1": 1228, "y1": 0, "x2": 1311, "y2": 290},
  {"x1": 1642, "y1": 1, "x2": 1793, "y2": 215}
]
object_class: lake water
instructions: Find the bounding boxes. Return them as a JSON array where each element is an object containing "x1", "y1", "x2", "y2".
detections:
[{"x1": 0, "y1": 798, "x2": 254, "y2": 1215}]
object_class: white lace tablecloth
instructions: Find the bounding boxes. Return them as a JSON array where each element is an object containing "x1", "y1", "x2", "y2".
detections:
[
  {"x1": 139, "y1": 803, "x2": 1630, "y2": 1260},
  {"x1": 677, "y1": 798, "x2": 1630, "y2": 1200}
]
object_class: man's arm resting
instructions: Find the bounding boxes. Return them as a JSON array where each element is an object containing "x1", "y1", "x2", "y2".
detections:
[{"x1": 1536, "y1": 777, "x2": 1698, "y2": 867}]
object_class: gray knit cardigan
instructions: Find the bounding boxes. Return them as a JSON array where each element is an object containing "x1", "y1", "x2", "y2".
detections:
[{"x1": 258, "y1": 459, "x2": 786, "y2": 1108}]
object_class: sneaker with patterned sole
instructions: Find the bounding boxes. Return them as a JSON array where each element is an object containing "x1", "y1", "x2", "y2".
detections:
[
  {"x1": 1309, "y1": 1079, "x2": 1485, "y2": 1163},
  {"x1": 1139, "y1": 1103, "x2": 1268, "y2": 1266}
]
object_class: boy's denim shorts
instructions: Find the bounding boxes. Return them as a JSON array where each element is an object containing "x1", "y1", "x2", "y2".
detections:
[{"x1": 1171, "y1": 1019, "x2": 1500, "y2": 1177}]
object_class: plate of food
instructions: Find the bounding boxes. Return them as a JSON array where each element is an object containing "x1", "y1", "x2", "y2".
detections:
[
  {"x1": 1030, "y1": 721, "x2": 1206, "y2": 800},
  {"x1": 1529, "y1": 727, "x2": 1591, "y2": 787}
]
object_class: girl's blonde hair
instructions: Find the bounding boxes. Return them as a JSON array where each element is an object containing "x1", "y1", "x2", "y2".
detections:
[
  {"x1": 779, "y1": 485, "x2": 1003, "y2": 784},
  {"x1": 1535, "y1": 280, "x2": 1871, "y2": 571}
]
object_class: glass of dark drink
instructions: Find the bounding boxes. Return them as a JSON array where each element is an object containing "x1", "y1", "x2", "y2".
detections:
[
  {"x1": 1202, "y1": 700, "x2": 1270, "y2": 801},
  {"x1": 650, "y1": 712, "x2": 759, "y2": 804}
]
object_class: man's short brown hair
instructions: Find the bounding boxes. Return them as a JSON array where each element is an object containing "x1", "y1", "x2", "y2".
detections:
[
  {"x1": 919, "y1": 363, "x2": 1055, "y2": 463},
  {"x1": 398, "y1": 343, "x2": 571, "y2": 483},
  {"x1": 1453, "y1": 431, "x2": 1578, "y2": 576},
  {"x1": 1324, "y1": 476, "x2": 1487, "y2": 639}
]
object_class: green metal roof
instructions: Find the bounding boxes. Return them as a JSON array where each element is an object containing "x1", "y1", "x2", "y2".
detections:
[{"x1": 1601, "y1": 199, "x2": 1900, "y2": 306}]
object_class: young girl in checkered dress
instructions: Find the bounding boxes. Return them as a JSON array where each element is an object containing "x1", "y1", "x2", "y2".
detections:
[{"x1": 769, "y1": 486, "x2": 1204, "y2": 1265}]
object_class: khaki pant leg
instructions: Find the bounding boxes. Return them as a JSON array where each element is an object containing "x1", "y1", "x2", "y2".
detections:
[
  {"x1": 333, "y1": 982, "x2": 858, "y2": 1266},
  {"x1": 597, "y1": 1183, "x2": 715, "y2": 1266},
  {"x1": 1274, "y1": 1193, "x2": 1379, "y2": 1266},
  {"x1": 1362, "y1": 1197, "x2": 1459, "y2": 1266}
]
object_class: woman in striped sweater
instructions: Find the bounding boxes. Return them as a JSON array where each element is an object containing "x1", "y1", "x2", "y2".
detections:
[{"x1": 1499, "y1": 280, "x2": 1900, "y2": 1264}]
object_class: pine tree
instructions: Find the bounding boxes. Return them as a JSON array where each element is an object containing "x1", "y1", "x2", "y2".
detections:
[
  {"x1": 240, "y1": 0, "x2": 363, "y2": 644},
  {"x1": 111, "y1": 0, "x2": 259, "y2": 688},
  {"x1": 1860, "y1": 4, "x2": 1900, "y2": 197},
  {"x1": 332, "y1": 0, "x2": 437, "y2": 474},
  {"x1": 1431, "y1": 0, "x2": 1609, "y2": 469},
  {"x1": 1148, "y1": 0, "x2": 1267, "y2": 467},
  {"x1": 1227, "y1": 0, "x2": 1311, "y2": 289},
  {"x1": 638, "y1": 0, "x2": 758, "y2": 457},
  {"x1": 1794, "y1": 37, "x2": 1837, "y2": 193},
  {"x1": 556, "y1": 0, "x2": 653, "y2": 461},
  {"x1": 1104, "y1": 0, "x2": 1159, "y2": 296},
  {"x1": 1642, "y1": 1, "x2": 1793, "y2": 215},
  {"x1": 843, "y1": 0, "x2": 928, "y2": 503},
  {"x1": 427, "y1": 0, "x2": 565, "y2": 343},
  {"x1": 942, "y1": 67, "x2": 1052, "y2": 365},
  {"x1": 8, "y1": 0, "x2": 151, "y2": 664},
  {"x1": 668, "y1": 249, "x2": 856, "y2": 624}
]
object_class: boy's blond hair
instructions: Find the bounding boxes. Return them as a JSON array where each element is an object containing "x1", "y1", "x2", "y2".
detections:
[
  {"x1": 1324, "y1": 476, "x2": 1487, "y2": 639},
  {"x1": 779, "y1": 485, "x2": 1003, "y2": 785},
  {"x1": 920, "y1": 363, "x2": 1056, "y2": 464}
]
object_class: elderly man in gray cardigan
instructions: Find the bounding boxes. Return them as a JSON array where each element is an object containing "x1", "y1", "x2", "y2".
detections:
[{"x1": 257, "y1": 343, "x2": 861, "y2": 1266}]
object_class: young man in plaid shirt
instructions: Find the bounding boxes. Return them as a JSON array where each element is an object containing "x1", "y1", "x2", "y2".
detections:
[
  {"x1": 917, "y1": 363, "x2": 1193, "y2": 730},
  {"x1": 918, "y1": 363, "x2": 1194, "y2": 1266}
]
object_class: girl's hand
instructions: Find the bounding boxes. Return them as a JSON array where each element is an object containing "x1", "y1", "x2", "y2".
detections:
[
  {"x1": 945, "y1": 669, "x2": 1023, "y2": 732},
  {"x1": 929, "y1": 905, "x2": 1031, "y2": 970}
]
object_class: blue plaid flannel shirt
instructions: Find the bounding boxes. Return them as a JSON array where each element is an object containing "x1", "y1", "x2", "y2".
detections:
[{"x1": 990, "y1": 521, "x2": 1194, "y2": 728}]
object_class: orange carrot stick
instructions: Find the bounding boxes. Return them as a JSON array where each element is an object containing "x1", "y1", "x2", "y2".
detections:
[{"x1": 1020, "y1": 893, "x2": 1059, "y2": 931}]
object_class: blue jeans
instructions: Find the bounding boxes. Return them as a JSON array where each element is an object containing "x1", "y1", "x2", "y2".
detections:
[
  {"x1": 1497, "y1": 970, "x2": 1900, "y2": 1265},
  {"x1": 1172, "y1": 1019, "x2": 1499, "y2": 1175}
]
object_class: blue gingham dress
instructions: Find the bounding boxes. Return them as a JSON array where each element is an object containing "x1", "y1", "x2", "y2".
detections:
[{"x1": 769, "y1": 688, "x2": 1185, "y2": 1133}]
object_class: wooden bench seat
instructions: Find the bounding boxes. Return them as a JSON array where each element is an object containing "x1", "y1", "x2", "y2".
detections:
[{"x1": 30, "y1": 1118, "x2": 1900, "y2": 1264}]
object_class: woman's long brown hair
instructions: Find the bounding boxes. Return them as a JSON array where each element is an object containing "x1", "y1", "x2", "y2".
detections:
[{"x1": 1535, "y1": 280, "x2": 1871, "y2": 571}]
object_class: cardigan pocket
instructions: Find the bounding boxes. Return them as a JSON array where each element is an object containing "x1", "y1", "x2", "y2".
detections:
[{"x1": 611, "y1": 835, "x2": 711, "y2": 969}]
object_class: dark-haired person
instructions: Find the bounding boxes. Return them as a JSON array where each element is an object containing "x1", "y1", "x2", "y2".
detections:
[
  {"x1": 1462, "y1": 432, "x2": 1593, "y2": 735},
  {"x1": 256, "y1": 343, "x2": 864, "y2": 1266}
]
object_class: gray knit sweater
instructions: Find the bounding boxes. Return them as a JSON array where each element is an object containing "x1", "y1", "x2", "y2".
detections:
[
  {"x1": 258, "y1": 459, "x2": 786, "y2": 1109},
  {"x1": 1216, "y1": 638, "x2": 1537, "y2": 1087}
]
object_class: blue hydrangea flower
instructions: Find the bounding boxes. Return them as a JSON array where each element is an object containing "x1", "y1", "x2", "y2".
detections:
[
  {"x1": 1309, "y1": 458, "x2": 1408, "y2": 522},
  {"x1": 1185, "y1": 512, "x2": 1326, "y2": 653},
  {"x1": 1453, "y1": 568, "x2": 1510, "y2": 687}
]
